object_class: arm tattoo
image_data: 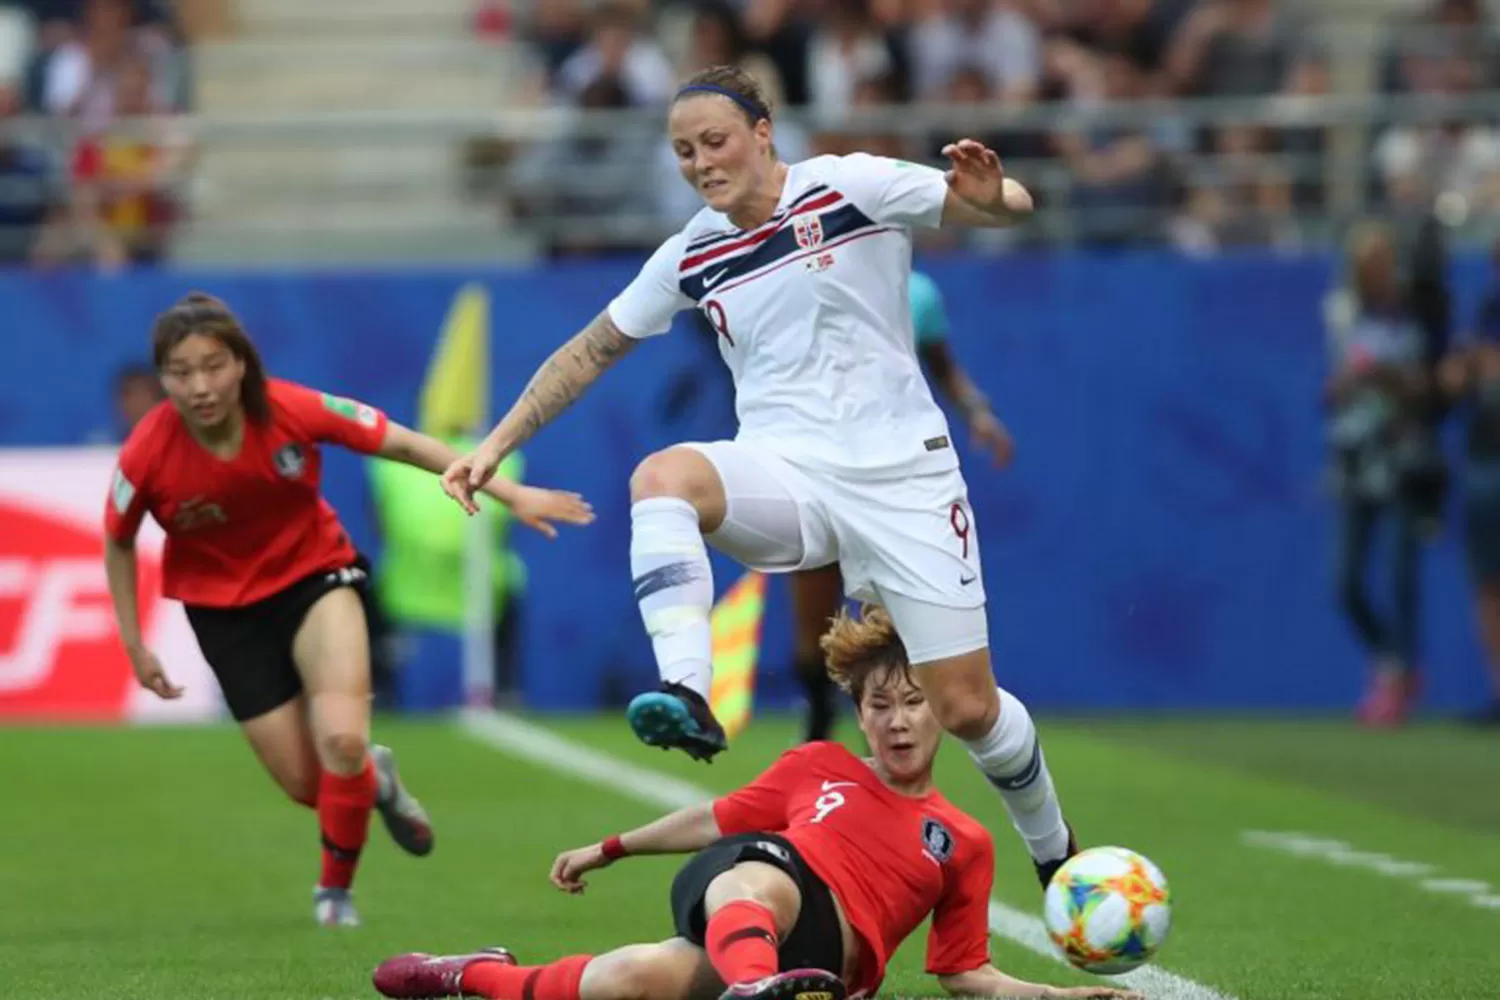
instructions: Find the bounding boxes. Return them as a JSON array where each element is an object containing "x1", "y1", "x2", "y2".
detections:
[{"x1": 499, "y1": 312, "x2": 637, "y2": 449}]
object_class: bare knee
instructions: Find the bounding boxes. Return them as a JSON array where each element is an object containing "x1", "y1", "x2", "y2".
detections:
[
  {"x1": 317, "y1": 731, "x2": 369, "y2": 775},
  {"x1": 597, "y1": 950, "x2": 658, "y2": 1000},
  {"x1": 582, "y1": 944, "x2": 701, "y2": 1000},
  {"x1": 924, "y1": 673, "x2": 1000, "y2": 741},
  {"x1": 630, "y1": 449, "x2": 725, "y2": 529},
  {"x1": 704, "y1": 863, "x2": 801, "y2": 937}
]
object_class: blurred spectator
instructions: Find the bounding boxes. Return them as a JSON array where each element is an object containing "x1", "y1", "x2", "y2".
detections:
[
  {"x1": 520, "y1": 0, "x2": 589, "y2": 79},
  {"x1": 553, "y1": 2, "x2": 676, "y2": 106},
  {"x1": 1051, "y1": 50, "x2": 1180, "y2": 245},
  {"x1": 812, "y1": 71, "x2": 907, "y2": 156},
  {"x1": 677, "y1": 1, "x2": 786, "y2": 108},
  {"x1": 1372, "y1": 55, "x2": 1500, "y2": 217},
  {"x1": 907, "y1": 0, "x2": 1041, "y2": 104},
  {"x1": 369, "y1": 441, "x2": 529, "y2": 710},
  {"x1": 61, "y1": 52, "x2": 190, "y2": 267},
  {"x1": 1164, "y1": 0, "x2": 1325, "y2": 98},
  {"x1": 1380, "y1": 0, "x2": 1500, "y2": 96},
  {"x1": 512, "y1": 73, "x2": 659, "y2": 255},
  {"x1": 925, "y1": 63, "x2": 1040, "y2": 161},
  {"x1": 1439, "y1": 243, "x2": 1500, "y2": 726},
  {"x1": 1045, "y1": 0, "x2": 1196, "y2": 90},
  {"x1": 113, "y1": 361, "x2": 162, "y2": 435},
  {"x1": 41, "y1": 0, "x2": 180, "y2": 127},
  {"x1": 0, "y1": 5, "x2": 35, "y2": 88},
  {"x1": 1324, "y1": 221, "x2": 1434, "y2": 728},
  {"x1": 0, "y1": 81, "x2": 56, "y2": 264},
  {"x1": 1169, "y1": 124, "x2": 1299, "y2": 253},
  {"x1": 801, "y1": 0, "x2": 906, "y2": 114}
]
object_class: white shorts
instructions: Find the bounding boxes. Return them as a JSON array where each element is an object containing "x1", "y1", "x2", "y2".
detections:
[{"x1": 682, "y1": 440, "x2": 989, "y2": 664}]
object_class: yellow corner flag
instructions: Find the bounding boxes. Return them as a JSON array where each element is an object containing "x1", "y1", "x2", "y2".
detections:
[
  {"x1": 418, "y1": 282, "x2": 490, "y2": 437},
  {"x1": 709, "y1": 571, "x2": 768, "y2": 741}
]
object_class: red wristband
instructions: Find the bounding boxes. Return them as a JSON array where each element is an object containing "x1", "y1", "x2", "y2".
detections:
[{"x1": 601, "y1": 835, "x2": 627, "y2": 861}]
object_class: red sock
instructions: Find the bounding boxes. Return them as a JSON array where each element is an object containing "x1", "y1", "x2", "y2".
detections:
[
  {"x1": 461, "y1": 955, "x2": 591, "y2": 1000},
  {"x1": 705, "y1": 900, "x2": 779, "y2": 986},
  {"x1": 317, "y1": 761, "x2": 377, "y2": 890}
]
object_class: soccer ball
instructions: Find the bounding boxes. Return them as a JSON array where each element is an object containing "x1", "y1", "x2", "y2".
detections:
[{"x1": 1042, "y1": 846, "x2": 1172, "y2": 975}]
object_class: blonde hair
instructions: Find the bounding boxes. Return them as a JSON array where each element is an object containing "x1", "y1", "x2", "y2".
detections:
[{"x1": 820, "y1": 604, "x2": 912, "y2": 704}]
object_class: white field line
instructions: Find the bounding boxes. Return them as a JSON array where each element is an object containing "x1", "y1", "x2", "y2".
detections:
[
  {"x1": 460, "y1": 709, "x2": 1236, "y2": 1000},
  {"x1": 1241, "y1": 830, "x2": 1498, "y2": 912}
]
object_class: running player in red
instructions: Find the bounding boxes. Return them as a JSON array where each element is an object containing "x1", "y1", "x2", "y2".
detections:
[
  {"x1": 103, "y1": 292, "x2": 594, "y2": 927},
  {"x1": 371, "y1": 606, "x2": 1140, "y2": 1000}
]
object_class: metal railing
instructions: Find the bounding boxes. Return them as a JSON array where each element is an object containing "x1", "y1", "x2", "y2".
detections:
[{"x1": 3, "y1": 88, "x2": 1500, "y2": 262}]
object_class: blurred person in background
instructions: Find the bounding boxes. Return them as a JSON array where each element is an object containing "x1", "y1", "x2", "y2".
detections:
[
  {"x1": 553, "y1": 2, "x2": 676, "y2": 106},
  {"x1": 63, "y1": 51, "x2": 190, "y2": 267},
  {"x1": 1040, "y1": 0, "x2": 1196, "y2": 94},
  {"x1": 1163, "y1": 0, "x2": 1325, "y2": 99},
  {"x1": 1323, "y1": 222, "x2": 1434, "y2": 728},
  {"x1": 369, "y1": 441, "x2": 529, "y2": 710},
  {"x1": 799, "y1": 0, "x2": 907, "y2": 114},
  {"x1": 40, "y1": 0, "x2": 180, "y2": 125},
  {"x1": 1438, "y1": 242, "x2": 1500, "y2": 727},
  {"x1": 792, "y1": 268, "x2": 1015, "y2": 743},
  {"x1": 1168, "y1": 124, "x2": 1300, "y2": 254},
  {"x1": 1373, "y1": 56, "x2": 1500, "y2": 220},
  {"x1": 512, "y1": 72, "x2": 660, "y2": 256},
  {"x1": 1379, "y1": 0, "x2": 1500, "y2": 97},
  {"x1": 114, "y1": 360, "x2": 163, "y2": 435},
  {"x1": 0, "y1": 81, "x2": 57, "y2": 265},
  {"x1": 519, "y1": 0, "x2": 589, "y2": 81},
  {"x1": 907, "y1": 0, "x2": 1041, "y2": 106},
  {"x1": 810, "y1": 72, "x2": 906, "y2": 158},
  {"x1": 1050, "y1": 50, "x2": 1181, "y2": 245},
  {"x1": 675, "y1": 1, "x2": 785, "y2": 106}
]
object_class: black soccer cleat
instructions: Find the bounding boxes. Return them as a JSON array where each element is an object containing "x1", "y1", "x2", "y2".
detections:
[
  {"x1": 1034, "y1": 823, "x2": 1079, "y2": 891},
  {"x1": 626, "y1": 681, "x2": 729, "y2": 762},
  {"x1": 720, "y1": 969, "x2": 847, "y2": 1000}
]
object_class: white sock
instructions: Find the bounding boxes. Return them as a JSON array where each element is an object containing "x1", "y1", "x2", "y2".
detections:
[
  {"x1": 630, "y1": 497, "x2": 715, "y2": 700},
  {"x1": 964, "y1": 687, "x2": 1071, "y2": 862}
]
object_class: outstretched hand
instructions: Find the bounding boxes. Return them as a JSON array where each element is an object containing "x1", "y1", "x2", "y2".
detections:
[
  {"x1": 941, "y1": 138, "x2": 1007, "y2": 211},
  {"x1": 507, "y1": 486, "x2": 595, "y2": 539},
  {"x1": 440, "y1": 439, "x2": 506, "y2": 515},
  {"x1": 549, "y1": 843, "x2": 611, "y2": 894}
]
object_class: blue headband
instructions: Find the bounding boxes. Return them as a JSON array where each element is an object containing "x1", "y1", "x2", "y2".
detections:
[{"x1": 675, "y1": 83, "x2": 766, "y2": 120}]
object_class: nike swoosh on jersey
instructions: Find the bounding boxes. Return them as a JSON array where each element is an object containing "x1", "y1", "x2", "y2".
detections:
[{"x1": 821, "y1": 780, "x2": 857, "y2": 791}]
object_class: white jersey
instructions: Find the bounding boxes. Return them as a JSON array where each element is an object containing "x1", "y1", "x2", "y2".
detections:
[{"x1": 607, "y1": 153, "x2": 957, "y2": 481}]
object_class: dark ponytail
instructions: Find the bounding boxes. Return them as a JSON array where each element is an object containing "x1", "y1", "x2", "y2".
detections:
[{"x1": 151, "y1": 292, "x2": 271, "y2": 424}]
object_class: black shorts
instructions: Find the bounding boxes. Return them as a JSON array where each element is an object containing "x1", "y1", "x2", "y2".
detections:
[
  {"x1": 669, "y1": 832, "x2": 844, "y2": 978},
  {"x1": 184, "y1": 559, "x2": 371, "y2": 723}
]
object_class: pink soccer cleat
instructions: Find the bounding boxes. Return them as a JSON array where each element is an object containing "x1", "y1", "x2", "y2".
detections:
[{"x1": 372, "y1": 947, "x2": 515, "y2": 998}]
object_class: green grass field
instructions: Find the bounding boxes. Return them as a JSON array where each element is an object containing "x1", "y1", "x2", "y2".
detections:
[{"x1": 2, "y1": 713, "x2": 1497, "y2": 1000}]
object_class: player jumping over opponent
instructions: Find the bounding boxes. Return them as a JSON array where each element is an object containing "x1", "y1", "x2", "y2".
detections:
[
  {"x1": 371, "y1": 606, "x2": 1139, "y2": 1000},
  {"x1": 443, "y1": 65, "x2": 1076, "y2": 889},
  {"x1": 104, "y1": 292, "x2": 594, "y2": 926},
  {"x1": 792, "y1": 269, "x2": 1013, "y2": 742}
]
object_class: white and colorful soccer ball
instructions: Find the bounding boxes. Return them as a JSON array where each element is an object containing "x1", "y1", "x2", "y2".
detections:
[{"x1": 1042, "y1": 845, "x2": 1172, "y2": 975}]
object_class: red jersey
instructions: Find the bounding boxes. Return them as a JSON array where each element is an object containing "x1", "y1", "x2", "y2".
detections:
[
  {"x1": 713, "y1": 742, "x2": 994, "y2": 997},
  {"x1": 104, "y1": 379, "x2": 389, "y2": 608}
]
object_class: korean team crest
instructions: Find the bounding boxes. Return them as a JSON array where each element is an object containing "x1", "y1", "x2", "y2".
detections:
[
  {"x1": 274, "y1": 443, "x2": 307, "y2": 479},
  {"x1": 793, "y1": 213, "x2": 824, "y2": 249},
  {"x1": 921, "y1": 817, "x2": 954, "y2": 863}
]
